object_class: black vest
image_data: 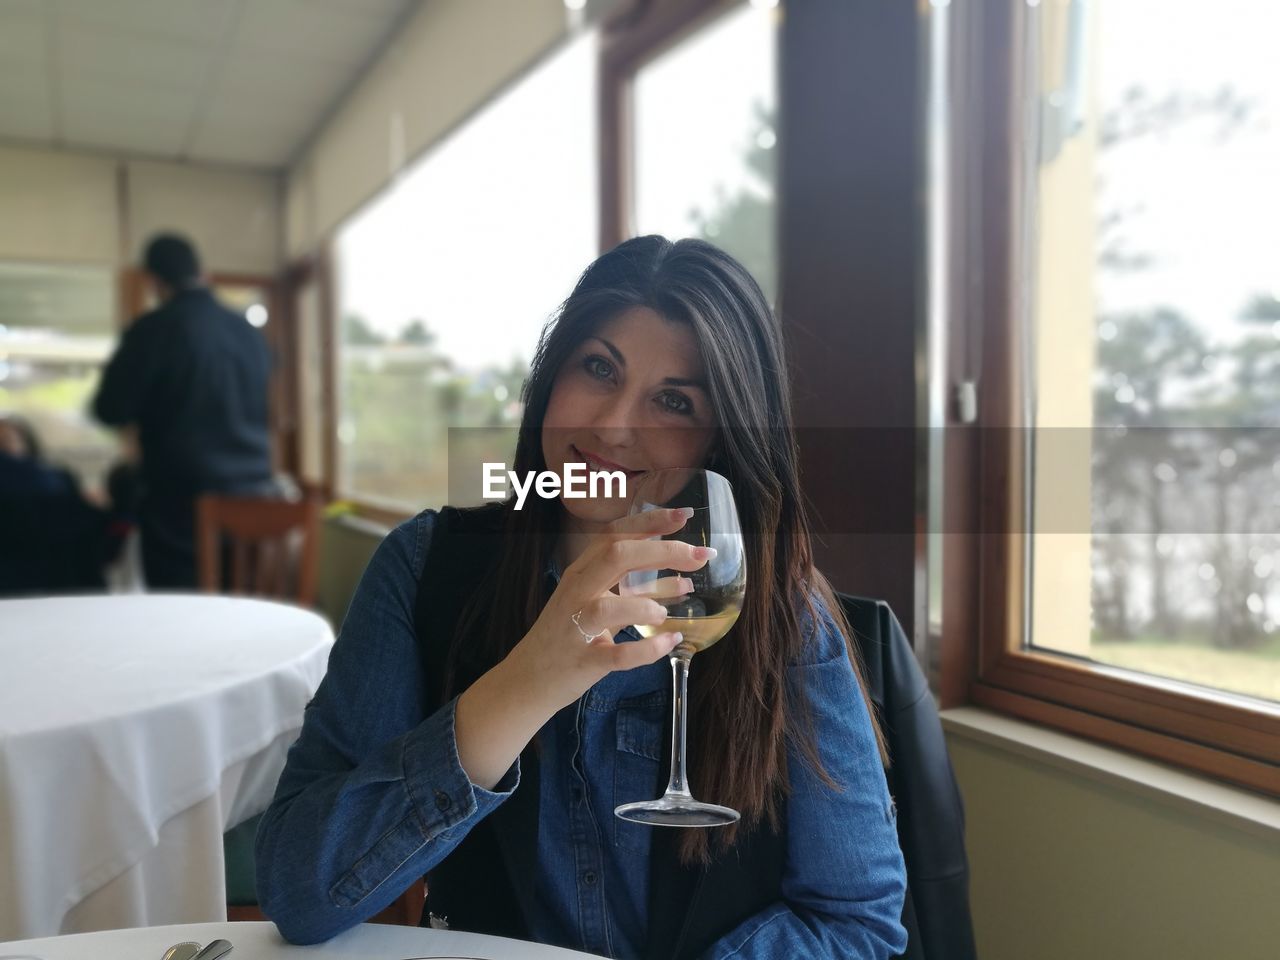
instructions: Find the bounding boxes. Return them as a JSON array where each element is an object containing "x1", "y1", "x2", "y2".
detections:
[{"x1": 411, "y1": 505, "x2": 784, "y2": 959}]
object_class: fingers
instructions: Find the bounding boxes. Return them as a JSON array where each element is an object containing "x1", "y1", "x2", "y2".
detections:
[
  {"x1": 575, "y1": 594, "x2": 670, "y2": 639},
  {"x1": 592, "y1": 630, "x2": 684, "y2": 671},
  {"x1": 603, "y1": 506, "x2": 696, "y2": 542},
  {"x1": 574, "y1": 538, "x2": 716, "y2": 598}
]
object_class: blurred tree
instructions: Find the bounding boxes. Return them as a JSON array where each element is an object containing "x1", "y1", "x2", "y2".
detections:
[
  {"x1": 1093, "y1": 308, "x2": 1208, "y2": 638},
  {"x1": 1089, "y1": 84, "x2": 1257, "y2": 644},
  {"x1": 399, "y1": 318, "x2": 436, "y2": 346},
  {"x1": 343, "y1": 313, "x2": 384, "y2": 345},
  {"x1": 688, "y1": 101, "x2": 777, "y2": 305}
]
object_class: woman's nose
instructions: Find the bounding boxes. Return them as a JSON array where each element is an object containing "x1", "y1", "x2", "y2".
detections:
[{"x1": 588, "y1": 392, "x2": 640, "y2": 447}]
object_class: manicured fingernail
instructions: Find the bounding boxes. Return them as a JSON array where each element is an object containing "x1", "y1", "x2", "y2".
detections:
[
  {"x1": 649, "y1": 601, "x2": 668, "y2": 620},
  {"x1": 679, "y1": 577, "x2": 694, "y2": 592},
  {"x1": 693, "y1": 546, "x2": 717, "y2": 560},
  {"x1": 669, "y1": 632, "x2": 684, "y2": 647},
  {"x1": 675, "y1": 506, "x2": 695, "y2": 519}
]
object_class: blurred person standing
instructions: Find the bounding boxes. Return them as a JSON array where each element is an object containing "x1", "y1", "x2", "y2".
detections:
[{"x1": 93, "y1": 233, "x2": 274, "y2": 589}]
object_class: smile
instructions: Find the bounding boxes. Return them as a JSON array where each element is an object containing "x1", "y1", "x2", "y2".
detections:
[{"x1": 572, "y1": 445, "x2": 644, "y2": 477}]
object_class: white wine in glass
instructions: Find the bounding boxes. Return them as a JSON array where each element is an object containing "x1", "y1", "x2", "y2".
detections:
[{"x1": 616, "y1": 467, "x2": 746, "y2": 828}]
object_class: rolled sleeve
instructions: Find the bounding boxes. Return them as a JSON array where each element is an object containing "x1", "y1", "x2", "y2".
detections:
[
  {"x1": 328, "y1": 697, "x2": 519, "y2": 909},
  {"x1": 403, "y1": 696, "x2": 519, "y2": 838}
]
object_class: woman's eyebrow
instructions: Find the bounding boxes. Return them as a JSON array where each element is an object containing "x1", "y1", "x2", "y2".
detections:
[
  {"x1": 589, "y1": 335, "x2": 707, "y2": 391},
  {"x1": 590, "y1": 336, "x2": 627, "y2": 367}
]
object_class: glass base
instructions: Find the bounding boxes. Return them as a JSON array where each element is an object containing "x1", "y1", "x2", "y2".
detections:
[{"x1": 614, "y1": 795, "x2": 741, "y2": 828}]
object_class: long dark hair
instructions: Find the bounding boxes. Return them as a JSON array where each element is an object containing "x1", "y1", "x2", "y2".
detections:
[{"x1": 455, "y1": 235, "x2": 887, "y2": 865}]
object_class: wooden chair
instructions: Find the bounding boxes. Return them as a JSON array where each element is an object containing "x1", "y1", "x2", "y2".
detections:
[{"x1": 196, "y1": 494, "x2": 320, "y2": 606}]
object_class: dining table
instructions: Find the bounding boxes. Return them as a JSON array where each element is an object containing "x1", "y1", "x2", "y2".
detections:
[
  {"x1": 0, "y1": 595, "x2": 334, "y2": 942},
  {"x1": 0, "y1": 920, "x2": 606, "y2": 959}
]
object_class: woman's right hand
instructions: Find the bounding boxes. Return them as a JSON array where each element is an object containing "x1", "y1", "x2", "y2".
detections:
[
  {"x1": 455, "y1": 506, "x2": 713, "y2": 789},
  {"x1": 503, "y1": 506, "x2": 714, "y2": 714}
]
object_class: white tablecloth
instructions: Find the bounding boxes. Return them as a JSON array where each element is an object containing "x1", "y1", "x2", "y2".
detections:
[
  {"x1": 0, "y1": 921, "x2": 605, "y2": 958},
  {"x1": 0, "y1": 596, "x2": 333, "y2": 941}
]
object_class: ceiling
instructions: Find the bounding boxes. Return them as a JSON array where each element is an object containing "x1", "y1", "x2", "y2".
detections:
[{"x1": 0, "y1": 0, "x2": 417, "y2": 169}]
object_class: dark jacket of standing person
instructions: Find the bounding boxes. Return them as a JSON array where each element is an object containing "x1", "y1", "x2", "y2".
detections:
[{"x1": 92, "y1": 234, "x2": 274, "y2": 588}]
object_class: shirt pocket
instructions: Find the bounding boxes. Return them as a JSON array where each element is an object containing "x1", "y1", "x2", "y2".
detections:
[{"x1": 612, "y1": 691, "x2": 666, "y2": 853}]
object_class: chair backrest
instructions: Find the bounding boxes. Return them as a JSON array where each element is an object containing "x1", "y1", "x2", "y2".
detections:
[
  {"x1": 196, "y1": 494, "x2": 320, "y2": 606},
  {"x1": 835, "y1": 592, "x2": 978, "y2": 960}
]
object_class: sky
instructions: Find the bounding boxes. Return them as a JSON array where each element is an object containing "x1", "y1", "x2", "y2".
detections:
[{"x1": 1092, "y1": 0, "x2": 1280, "y2": 344}]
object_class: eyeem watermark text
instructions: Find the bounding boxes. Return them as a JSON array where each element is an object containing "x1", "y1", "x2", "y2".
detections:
[{"x1": 483, "y1": 462, "x2": 628, "y2": 510}]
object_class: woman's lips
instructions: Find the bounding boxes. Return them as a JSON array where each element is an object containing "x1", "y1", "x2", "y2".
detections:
[{"x1": 572, "y1": 445, "x2": 643, "y2": 476}]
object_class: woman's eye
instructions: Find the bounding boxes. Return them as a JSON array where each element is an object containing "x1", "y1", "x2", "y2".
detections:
[
  {"x1": 583, "y1": 355, "x2": 614, "y2": 380},
  {"x1": 658, "y1": 392, "x2": 694, "y2": 416}
]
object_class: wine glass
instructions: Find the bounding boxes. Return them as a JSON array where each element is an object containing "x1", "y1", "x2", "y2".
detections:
[{"x1": 615, "y1": 467, "x2": 746, "y2": 827}]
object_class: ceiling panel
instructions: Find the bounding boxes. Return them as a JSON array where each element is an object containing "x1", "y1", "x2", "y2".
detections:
[
  {"x1": 55, "y1": 0, "x2": 240, "y2": 46},
  {"x1": 0, "y1": 110, "x2": 53, "y2": 142},
  {"x1": 0, "y1": 0, "x2": 414, "y2": 169},
  {"x1": 58, "y1": 24, "x2": 214, "y2": 92},
  {"x1": 0, "y1": 59, "x2": 47, "y2": 96},
  {"x1": 207, "y1": 54, "x2": 347, "y2": 119},
  {"x1": 0, "y1": 14, "x2": 46, "y2": 65},
  {"x1": 233, "y1": 0, "x2": 394, "y2": 68},
  {"x1": 0, "y1": 0, "x2": 46, "y2": 20}
]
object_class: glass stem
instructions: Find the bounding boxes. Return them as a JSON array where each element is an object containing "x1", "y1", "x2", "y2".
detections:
[{"x1": 664, "y1": 652, "x2": 694, "y2": 798}]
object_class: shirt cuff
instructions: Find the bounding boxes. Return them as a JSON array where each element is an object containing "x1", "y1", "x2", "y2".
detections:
[{"x1": 401, "y1": 695, "x2": 520, "y2": 841}]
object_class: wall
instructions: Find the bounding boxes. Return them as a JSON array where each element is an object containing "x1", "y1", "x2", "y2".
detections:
[
  {"x1": 284, "y1": 0, "x2": 569, "y2": 258},
  {"x1": 0, "y1": 144, "x2": 281, "y2": 276},
  {"x1": 315, "y1": 513, "x2": 386, "y2": 631},
  {"x1": 945, "y1": 713, "x2": 1279, "y2": 960}
]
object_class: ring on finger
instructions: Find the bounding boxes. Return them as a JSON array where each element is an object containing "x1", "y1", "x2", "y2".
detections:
[{"x1": 571, "y1": 609, "x2": 608, "y2": 643}]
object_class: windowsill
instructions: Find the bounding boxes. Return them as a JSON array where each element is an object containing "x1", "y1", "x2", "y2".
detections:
[
  {"x1": 325, "y1": 511, "x2": 393, "y2": 537},
  {"x1": 940, "y1": 706, "x2": 1280, "y2": 841}
]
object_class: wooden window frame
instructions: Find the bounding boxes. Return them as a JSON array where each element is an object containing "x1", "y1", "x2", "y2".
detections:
[
  {"x1": 955, "y1": 0, "x2": 1280, "y2": 796},
  {"x1": 598, "y1": 0, "x2": 746, "y2": 251},
  {"x1": 285, "y1": 245, "x2": 403, "y2": 525}
]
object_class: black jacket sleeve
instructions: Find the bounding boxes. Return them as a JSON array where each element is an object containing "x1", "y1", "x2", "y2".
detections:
[{"x1": 93, "y1": 318, "x2": 153, "y2": 427}]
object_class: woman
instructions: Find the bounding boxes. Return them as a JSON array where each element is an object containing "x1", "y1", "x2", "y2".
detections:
[{"x1": 256, "y1": 236, "x2": 908, "y2": 959}]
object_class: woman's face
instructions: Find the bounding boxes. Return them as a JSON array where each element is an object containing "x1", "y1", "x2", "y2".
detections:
[{"x1": 542, "y1": 306, "x2": 716, "y2": 526}]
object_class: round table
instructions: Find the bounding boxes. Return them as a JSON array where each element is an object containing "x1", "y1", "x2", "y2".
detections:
[
  {"x1": 0, "y1": 921, "x2": 605, "y2": 959},
  {"x1": 0, "y1": 596, "x2": 333, "y2": 942}
]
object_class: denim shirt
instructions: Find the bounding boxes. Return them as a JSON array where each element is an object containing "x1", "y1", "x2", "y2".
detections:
[{"x1": 255, "y1": 510, "x2": 908, "y2": 958}]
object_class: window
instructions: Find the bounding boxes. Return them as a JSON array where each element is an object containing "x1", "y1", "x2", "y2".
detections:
[
  {"x1": 0, "y1": 261, "x2": 117, "y2": 492},
  {"x1": 954, "y1": 0, "x2": 1279, "y2": 791},
  {"x1": 630, "y1": 2, "x2": 779, "y2": 304},
  {"x1": 1028, "y1": 0, "x2": 1280, "y2": 703},
  {"x1": 333, "y1": 33, "x2": 597, "y2": 510}
]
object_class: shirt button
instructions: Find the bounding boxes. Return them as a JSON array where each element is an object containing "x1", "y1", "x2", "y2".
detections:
[
  {"x1": 583, "y1": 871, "x2": 598, "y2": 886},
  {"x1": 434, "y1": 790, "x2": 452, "y2": 812}
]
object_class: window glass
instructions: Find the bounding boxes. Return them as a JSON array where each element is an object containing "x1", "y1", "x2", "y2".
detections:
[
  {"x1": 1028, "y1": 0, "x2": 1280, "y2": 702},
  {"x1": 633, "y1": 3, "x2": 778, "y2": 303},
  {"x1": 333, "y1": 34, "x2": 597, "y2": 509},
  {"x1": 0, "y1": 261, "x2": 117, "y2": 492}
]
